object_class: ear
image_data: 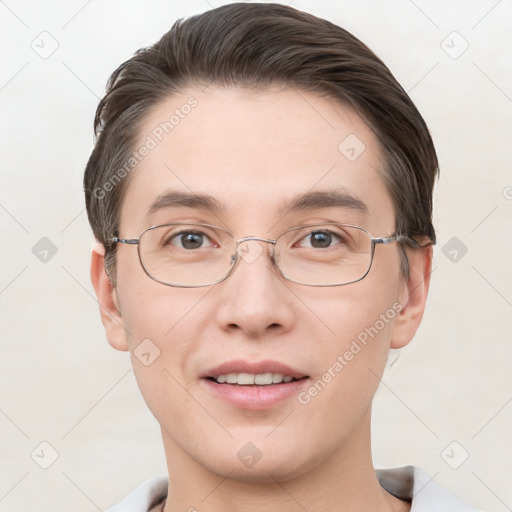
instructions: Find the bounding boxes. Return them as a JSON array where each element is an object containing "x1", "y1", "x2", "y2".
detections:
[
  {"x1": 390, "y1": 244, "x2": 433, "y2": 349},
  {"x1": 90, "y1": 242, "x2": 129, "y2": 351}
]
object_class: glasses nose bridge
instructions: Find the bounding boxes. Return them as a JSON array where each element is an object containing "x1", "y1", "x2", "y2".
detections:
[
  {"x1": 236, "y1": 235, "x2": 276, "y2": 246},
  {"x1": 234, "y1": 236, "x2": 277, "y2": 264}
]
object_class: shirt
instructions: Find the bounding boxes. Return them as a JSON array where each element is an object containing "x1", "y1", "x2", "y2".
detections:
[{"x1": 106, "y1": 466, "x2": 481, "y2": 511}]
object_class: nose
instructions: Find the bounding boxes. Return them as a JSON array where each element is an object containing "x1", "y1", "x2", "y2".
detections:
[{"x1": 215, "y1": 239, "x2": 295, "y2": 338}]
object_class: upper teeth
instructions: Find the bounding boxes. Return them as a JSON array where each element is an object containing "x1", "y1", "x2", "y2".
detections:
[{"x1": 215, "y1": 372, "x2": 294, "y2": 385}]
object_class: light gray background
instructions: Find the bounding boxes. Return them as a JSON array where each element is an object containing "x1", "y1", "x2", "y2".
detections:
[{"x1": 1, "y1": 0, "x2": 511, "y2": 510}]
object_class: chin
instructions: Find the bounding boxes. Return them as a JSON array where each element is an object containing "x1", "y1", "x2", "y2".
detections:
[
  {"x1": 211, "y1": 458, "x2": 303, "y2": 485},
  {"x1": 198, "y1": 440, "x2": 318, "y2": 485}
]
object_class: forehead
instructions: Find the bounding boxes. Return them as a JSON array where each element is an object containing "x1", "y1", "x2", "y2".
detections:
[{"x1": 120, "y1": 86, "x2": 394, "y2": 234}]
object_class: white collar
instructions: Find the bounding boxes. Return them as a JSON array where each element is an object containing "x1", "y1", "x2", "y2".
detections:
[{"x1": 106, "y1": 466, "x2": 479, "y2": 512}]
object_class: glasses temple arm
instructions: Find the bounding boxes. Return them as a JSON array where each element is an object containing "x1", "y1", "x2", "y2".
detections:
[
  {"x1": 375, "y1": 235, "x2": 434, "y2": 248},
  {"x1": 110, "y1": 237, "x2": 140, "y2": 245}
]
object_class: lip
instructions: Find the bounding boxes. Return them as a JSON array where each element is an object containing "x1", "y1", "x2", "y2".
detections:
[
  {"x1": 200, "y1": 359, "x2": 309, "y2": 410},
  {"x1": 202, "y1": 359, "x2": 307, "y2": 380}
]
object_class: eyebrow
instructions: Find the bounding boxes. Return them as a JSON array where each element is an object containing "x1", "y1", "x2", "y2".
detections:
[
  {"x1": 145, "y1": 188, "x2": 367, "y2": 219},
  {"x1": 280, "y1": 189, "x2": 368, "y2": 216},
  {"x1": 145, "y1": 191, "x2": 224, "y2": 218}
]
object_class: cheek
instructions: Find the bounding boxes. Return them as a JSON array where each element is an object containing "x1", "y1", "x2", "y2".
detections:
[
  {"x1": 300, "y1": 260, "x2": 402, "y2": 397},
  {"x1": 289, "y1": 293, "x2": 398, "y2": 456},
  {"x1": 317, "y1": 292, "x2": 397, "y2": 375},
  {"x1": 115, "y1": 248, "x2": 205, "y2": 346},
  {"x1": 118, "y1": 281, "x2": 208, "y2": 368},
  {"x1": 307, "y1": 260, "x2": 400, "y2": 352},
  {"x1": 114, "y1": 254, "x2": 211, "y2": 406},
  {"x1": 118, "y1": 289, "x2": 212, "y2": 438}
]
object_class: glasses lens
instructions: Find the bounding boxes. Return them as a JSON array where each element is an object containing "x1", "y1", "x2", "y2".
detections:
[
  {"x1": 275, "y1": 224, "x2": 373, "y2": 286},
  {"x1": 139, "y1": 224, "x2": 234, "y2": 287},
  {"x1": 137, "y1": 223, "x2": 373, "y2": 287}
]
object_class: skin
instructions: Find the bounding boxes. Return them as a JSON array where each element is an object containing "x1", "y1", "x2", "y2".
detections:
[{"x1": 91, "y1": 85, "x2": 432, "y2": 512}]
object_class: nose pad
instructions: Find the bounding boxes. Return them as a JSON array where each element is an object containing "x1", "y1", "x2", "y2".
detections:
[{"x1": 236, "y1": 239, "x2": 266, "y2": 265}]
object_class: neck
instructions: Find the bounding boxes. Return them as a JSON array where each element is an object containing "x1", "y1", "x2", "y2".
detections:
[{"x1": 160, "y1": 408, "x2": 408, "y2": 512}]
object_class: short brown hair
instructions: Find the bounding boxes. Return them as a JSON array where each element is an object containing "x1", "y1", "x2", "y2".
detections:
[{"x1": 84, "y1": 2, "x2": 438, "y2": 282}]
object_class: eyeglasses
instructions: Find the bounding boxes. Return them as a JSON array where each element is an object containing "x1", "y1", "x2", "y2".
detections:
[{"x1": 110, "y1": 222, "x2": 419, "y2": 288}]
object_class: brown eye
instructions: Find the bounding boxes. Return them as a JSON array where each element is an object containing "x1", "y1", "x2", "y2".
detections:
[
  {"x1": 169, "y1": 231, "x2": 209, "y2": 249},
  {"x1": 309, "y1": 231, "x2": 332, "y2": 248},
  {"x1": 297, "y1": 230, "x2": 342, "y2": 249}
]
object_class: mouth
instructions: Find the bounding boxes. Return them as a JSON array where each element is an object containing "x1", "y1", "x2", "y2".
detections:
[
  {"x1": 201, "y1": 360, "x2": 310, "y2": 409},
  {"x1": 207, "y1": 372, "x2": 307, "y2": 386}
]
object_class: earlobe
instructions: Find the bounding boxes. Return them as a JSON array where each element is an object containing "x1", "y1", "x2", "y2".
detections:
[
  {"x1": 90, "y1": 243, "x2": 129, "y2": 352},
  {"x1": 390, "y1": 244, "x2": 433, "y2": 349}
]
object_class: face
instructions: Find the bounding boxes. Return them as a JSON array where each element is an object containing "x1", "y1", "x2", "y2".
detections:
[{"x1": 95, "y1": 85, "x2": 427, "y2": 484}]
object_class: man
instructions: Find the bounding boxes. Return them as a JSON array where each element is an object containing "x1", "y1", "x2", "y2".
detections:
[{"x1": 84, "y1": 3, "x2": 479, "y2": 511}]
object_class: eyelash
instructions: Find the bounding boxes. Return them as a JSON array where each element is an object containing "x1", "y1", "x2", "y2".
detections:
[
  {"x1": 164, "y1": 228, "x2": 346, "y2": 250},
  {"x1": 166, "y1": 231, "x2": 216, "y2": 249}
]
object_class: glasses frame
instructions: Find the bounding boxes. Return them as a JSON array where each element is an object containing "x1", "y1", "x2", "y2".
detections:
[{"x1": 110, "y1": 222, "x2": 420, "y2": 288}]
